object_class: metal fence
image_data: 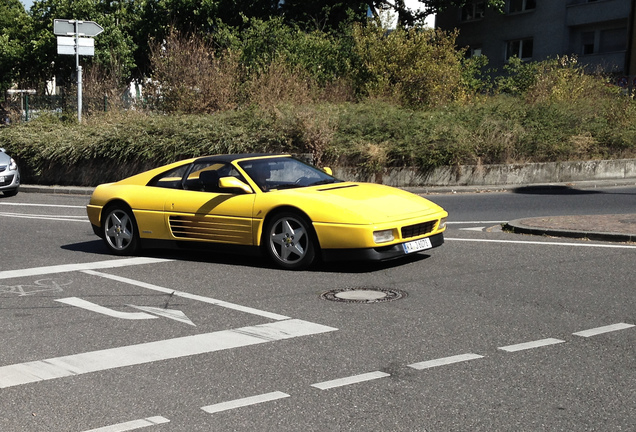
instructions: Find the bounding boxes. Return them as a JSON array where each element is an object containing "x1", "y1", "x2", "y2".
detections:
[{"x1": 1, "y1": 93, "x2": 135, "y2": 124}]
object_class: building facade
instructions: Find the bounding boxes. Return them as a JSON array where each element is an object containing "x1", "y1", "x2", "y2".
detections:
[{"x1": 436, "y1": 0, "x2": 635, "y2": 78}]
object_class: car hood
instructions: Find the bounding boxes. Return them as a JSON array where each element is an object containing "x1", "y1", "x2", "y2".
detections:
[{"x1": 279, "y1": 182, "x2": 445, "y2": 224}]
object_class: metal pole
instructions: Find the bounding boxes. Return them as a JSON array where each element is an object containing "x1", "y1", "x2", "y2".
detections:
[{"x1": 75, "y1": 20, "x2": 82, "y2": 123}]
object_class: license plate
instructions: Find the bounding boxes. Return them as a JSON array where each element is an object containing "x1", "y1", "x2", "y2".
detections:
[
  {"x1": 0, "y1": 176, "x2": 4, "y2": 183},
  {"x1": 402, "y1": 237, "x2": 432, "y2": 254}
]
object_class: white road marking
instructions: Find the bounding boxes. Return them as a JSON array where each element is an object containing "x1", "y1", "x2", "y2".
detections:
[
  {"x1": 0, "y1": 319, "x2": 337, "y2": 389},
  {"x1": 446, "y1": 237, "x2": 636, "y2": 249},
  {"x1": 447, "y1": 221, "x2": 505, "y2": 224},
  {"x1": 55, "y1": 297, "x2": 157, "y2": 320},
  {"x1": 83, "y1": 270, "x2": 290, "y2": 321},
  {"x1": 129, "y1": 305, "x2": 196, "y2": 326},
  {"x1": 408, "y1": 353, "x2": 484, "y2": 370},
  {"x1": 201, "y1": 391, "x2": 290, "y2": 414},
  {"x1": 498, "y1": 338, "x2": 565, "y2": 352},
  {"x1": 311, "y1": 371, "x2": 390, "y2": 390},
  {"x1": 0, "y1": 202, "x2": 85, "y2": 209},
  {"x1": 573, "y1": 323, "x2": 635, "y2": 338},
  {"x1": 0, "y1": 257, "x2": 172, "y2": 280},
  {"x1": 458, "y1": 227, "x2": 486, "y2": 231},
  {"x1": 82, "y1": 416, "x2": 170, "y2": 432},
  {"x1": 0, "y1": 211, "x2": 89, "y2": 222}
]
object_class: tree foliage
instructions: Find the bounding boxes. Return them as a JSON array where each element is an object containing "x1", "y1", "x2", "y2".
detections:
[
  {"x1": 2, "y1": 0, "x2": 505, "y2": 92},
  {"x1": 352, "y1": 24, "x2": 467, "y2": 107},
  {"x1": 0, "y1": 0, "x2": 31, "y2": 93}
]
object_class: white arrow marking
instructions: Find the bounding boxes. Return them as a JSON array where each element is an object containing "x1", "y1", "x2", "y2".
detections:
[
  {"x1": 129, "y1": 305, "x2": 196, "y2": 326},
  {"x1": 56, "y1": 297, "x2": 157, "y2": 320}
]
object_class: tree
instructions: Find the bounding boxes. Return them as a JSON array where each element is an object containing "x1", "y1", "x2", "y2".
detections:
[
  {"x1": 368, "y1": 0, "x2": 505, "y2": 27},
  {"x1": 0, "y1": 0, "x2": 31, "y2": 93},
  {"x1": 22, "y1": 0, "x2": 139, "y2": 92}
]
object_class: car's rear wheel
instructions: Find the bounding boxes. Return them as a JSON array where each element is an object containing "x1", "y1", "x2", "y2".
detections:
[
  {"x1": 264, "y1": 212, "x2": 317, "y2": 270},
  {"x1": 102, "y1": 204, "x2": 140, "y2": 255}
]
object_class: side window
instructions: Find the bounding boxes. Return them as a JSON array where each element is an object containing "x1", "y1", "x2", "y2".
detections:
[
  {"x1": 147, "y1": 165, "x2": 188, "y2": 189},
  {"x1": 184, "y1": 162, "x2": 247, "y2": 192}
]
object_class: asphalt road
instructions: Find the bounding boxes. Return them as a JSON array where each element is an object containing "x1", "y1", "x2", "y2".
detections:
[{"x1": 1, "y1": 186, "x2": 635, "y2": 432}]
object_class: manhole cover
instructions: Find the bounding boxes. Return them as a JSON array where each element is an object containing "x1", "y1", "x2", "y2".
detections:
[{"x1": 320, "y1": 288, "x2": 407, "y2": 303}]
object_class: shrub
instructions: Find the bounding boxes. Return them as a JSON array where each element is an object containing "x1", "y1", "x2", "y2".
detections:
[
  {"x1": 146, "y1": 29, "x2": 241, "y2": 113},
  {"x1": 351, "y1": 24, "x2": 467, "y2": 107}
]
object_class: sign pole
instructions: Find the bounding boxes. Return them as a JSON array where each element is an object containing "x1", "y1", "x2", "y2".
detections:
[{"x1": 74, "y1": 20, "x2": 83, "y2": 123}]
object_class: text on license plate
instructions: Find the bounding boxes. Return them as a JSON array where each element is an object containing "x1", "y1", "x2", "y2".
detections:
[{"x1": 402, "y1": 237, "x2": 432, "y2": 253}]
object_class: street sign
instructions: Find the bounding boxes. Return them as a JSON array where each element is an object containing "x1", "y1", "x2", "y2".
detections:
[
  {"x1": 54, "y1": 19, "x2": 103, "y2": 36},
  {"x1": 57, "y1": 36, "x2": 95, "y2": 56},
  {"x1": 53, "y1": 18, "x2": 103, "y2": 123}
]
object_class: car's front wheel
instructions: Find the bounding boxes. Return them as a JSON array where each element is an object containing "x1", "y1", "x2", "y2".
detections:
[
  {"x1": 102, "y1": 204, "x2": 140, "y2": 255},
  {"x1": 264, "y1": 212, "x2": 317, "y2": 270}
]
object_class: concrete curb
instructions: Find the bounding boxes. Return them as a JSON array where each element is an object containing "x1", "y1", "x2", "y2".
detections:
[
  {"x1": 19, "y1": 185, "x2": 95, "y2": 195},
  {"x1": 503, "y1": 219, "x2": 636, "y2": 243}
]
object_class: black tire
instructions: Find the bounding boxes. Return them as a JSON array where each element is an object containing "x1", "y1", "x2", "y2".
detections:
[
  {"x1": 263, "y1": 212, "x2": 317, "y2": 270},
  {"x1": 102, "y1": 204, "x2": 140, "y2": 255}
]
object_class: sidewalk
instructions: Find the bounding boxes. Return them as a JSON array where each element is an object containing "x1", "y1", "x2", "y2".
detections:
[{"x1": 504, "y1": 214, "x2": 636, "y2": 243}]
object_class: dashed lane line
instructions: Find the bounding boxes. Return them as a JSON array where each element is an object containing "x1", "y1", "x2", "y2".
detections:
[
  {"x1": 63, "y1": 322, "x2": 636, "y2": 425},
  {"x1": 201, "y1": 391, "x2": 290, "y2": 414},
  {"x1": 82, "y1": 416, "x2": 170, "y2": 432},
  {"x1": 311, "y1": 371, "x2": 391, "y2": 390},
  {"x1": 498, "y1": 338, "x2": 566, "y2": 352},
  {"x1": 408, "y1": 353, "x2": 484, "y2": 370},
  {"x1": 573, "y1": 322, "x2": 635, "y2": 337}
]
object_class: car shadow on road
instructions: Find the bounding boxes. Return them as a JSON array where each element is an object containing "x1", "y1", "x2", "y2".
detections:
[
  {"x1": 316, "y1": 253, "x2": 431, "y2": 274},
  {"x1": 61, "y1": 240, "x2": 431, "y2": 273},
  {"x1": 512, "y1": 185, "x2": 603, "y2": 195},
  {"x1": 61, "y1": 240, "x2": 273, "y2": 269}
]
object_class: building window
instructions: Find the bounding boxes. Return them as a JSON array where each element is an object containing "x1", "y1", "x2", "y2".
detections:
[
  {"x1": 506, "y1": 38, "x2": 534, "y2": 60},
  {"x1": 599, "y1": 28, "x2": 627, "y2": 53},
  {"x1": 580, "y1": 28, "x2": 627, "y2": 55},
  {"x1": 581, "y1": 31, "x2": 595, "y2": 55},
  {"x1": 465, "y1": 46, "x2": 483, "y2": 58},
  {"x1": 461, "y1": 1, "x2": 486, "y2": 21},
  {"x1": 508, "y1": 0, "x2": 536, "y2": 13}
]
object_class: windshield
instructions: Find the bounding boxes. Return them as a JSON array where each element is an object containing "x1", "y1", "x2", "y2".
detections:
[{"x1": 239, "y1": 157, "x2": 341, "y2": 192}]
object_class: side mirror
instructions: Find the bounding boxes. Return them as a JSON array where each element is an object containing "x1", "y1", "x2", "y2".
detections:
[
  {"x1": 219, "y1": 176, "x2": 253, "y2": 194},
  {"x1": 323, "y1": 167, "x2": 333, "y2": 175}
]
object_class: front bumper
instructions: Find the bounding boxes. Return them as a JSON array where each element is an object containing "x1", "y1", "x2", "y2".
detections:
[
  {"x1": 321, "y1": 232, "x2": 444, "y2": 262},
  {"x1": 0, "y1": 170, "x2": 20, "y2": 192}
]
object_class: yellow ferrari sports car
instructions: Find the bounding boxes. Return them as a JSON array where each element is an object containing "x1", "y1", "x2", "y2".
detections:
[{"x1": 87, "y1": 154, "x2": 448, "y2": 270}]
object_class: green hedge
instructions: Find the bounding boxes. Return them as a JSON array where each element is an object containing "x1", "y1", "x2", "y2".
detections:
[{"x1": 2, "y1": 95, "x2": 635, "y2": 186}]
